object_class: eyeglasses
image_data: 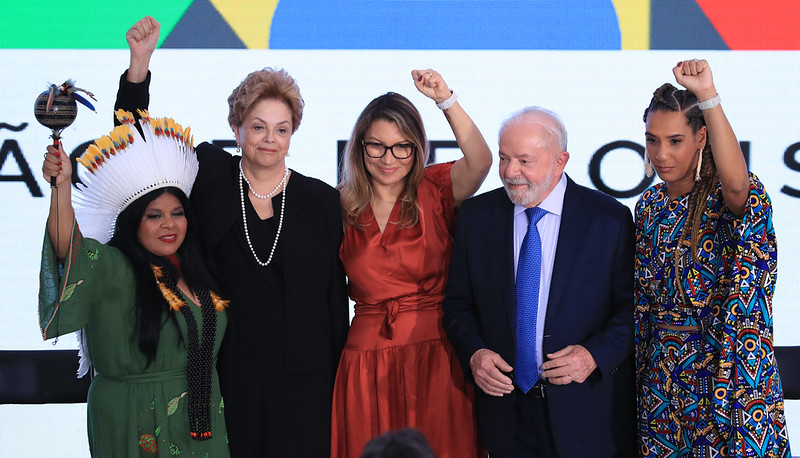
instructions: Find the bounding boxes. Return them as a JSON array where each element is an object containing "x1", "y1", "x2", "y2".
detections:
[{"x1": 362, "y1": 140, "x2": 416, "y2": 159}]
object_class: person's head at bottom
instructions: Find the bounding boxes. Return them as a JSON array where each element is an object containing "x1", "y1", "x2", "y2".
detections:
[{"x1": 359, "y1": 428, "x2": 436, "y2": 458}]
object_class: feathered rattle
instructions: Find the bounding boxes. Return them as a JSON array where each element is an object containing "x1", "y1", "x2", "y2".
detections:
[{"x1": 34, "y1": 80, "x2": 97, "y2": 186}]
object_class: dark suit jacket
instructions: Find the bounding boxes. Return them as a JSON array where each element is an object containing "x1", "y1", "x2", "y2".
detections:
[
  {"x1": 442, "y1": 177, "x2": 636, "y2": 457},
  {"x1": 190, "y1": 148, "x2": 349, "y2": 371}
]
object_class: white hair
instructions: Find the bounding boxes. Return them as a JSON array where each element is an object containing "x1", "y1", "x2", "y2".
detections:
[{"x1": 498, "y1": 106, "x2": 568, "y2": 152}]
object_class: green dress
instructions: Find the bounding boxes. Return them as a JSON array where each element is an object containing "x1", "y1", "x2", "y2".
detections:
[{"x1": 39, "y1": 222, "x2": 229, "y2": 457}]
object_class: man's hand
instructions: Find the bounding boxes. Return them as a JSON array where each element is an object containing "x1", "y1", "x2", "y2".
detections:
[
  {"x1": 541, "y1": 345, "x2": 596, "y2": 385},
  {"x1": 470, "y1": 348, "x2": 514, "y2": 396}
]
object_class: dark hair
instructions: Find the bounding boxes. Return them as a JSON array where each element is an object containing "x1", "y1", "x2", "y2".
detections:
[
  {"x1": 360, "y1": 428, "x2": 437, "y2": 458},
  {"x1": 339, "y1": 92, "x2": 429, "y2": 229},
  {"x1": 643, "y1": 83, "x2": 707, "y2": 134},
  {"x1": 108, "y1": 187, "x2": 217, "y2": 363},
  {"x1": 643, "y1": 83, "x2": 716, "y2": 268}
]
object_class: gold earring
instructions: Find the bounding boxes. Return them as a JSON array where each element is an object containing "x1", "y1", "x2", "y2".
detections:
[
  {"x1": 644, "y1": 153, "x2": 654, "y2": 178},
  {"x1": 694, "y1": 149, "x2": 702, "y2": 181}
]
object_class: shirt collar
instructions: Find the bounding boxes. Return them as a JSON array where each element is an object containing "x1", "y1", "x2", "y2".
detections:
[{"x1": 513, "y1": 173, "x2": 567, "y2": 217}]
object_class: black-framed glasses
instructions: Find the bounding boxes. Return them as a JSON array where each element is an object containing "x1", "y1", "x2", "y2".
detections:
[{"x1": 362, "y1": 140, "x2": 416, "y2": 159}]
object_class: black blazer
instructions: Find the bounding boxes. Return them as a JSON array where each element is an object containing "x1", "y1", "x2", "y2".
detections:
[
  {"x1": 192, "y1": 148, "x2": 349, "y2": 371},
  {"x1": 442, "y1": 177, "x2": 636, "y2": 457}
]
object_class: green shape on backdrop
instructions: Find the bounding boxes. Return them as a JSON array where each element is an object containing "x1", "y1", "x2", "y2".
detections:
[{"x1": 0, "y1": 1, "x2": 193, "y2": 48}]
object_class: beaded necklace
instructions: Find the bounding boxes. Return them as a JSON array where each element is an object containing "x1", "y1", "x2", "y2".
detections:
[
  {"x1": 238, "y1": 164, "x2": 287, "y2": 267},
  {"x1": 151, "y1": 265, "x2": 229, "y2": 440}
]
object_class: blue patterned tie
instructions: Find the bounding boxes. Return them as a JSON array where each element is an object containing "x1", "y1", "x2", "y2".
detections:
[{"x1": 516, "y1": 207, "x2": 547, "y2": 393}]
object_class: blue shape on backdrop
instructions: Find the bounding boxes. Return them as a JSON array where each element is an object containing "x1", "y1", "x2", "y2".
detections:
[
  {"x1": 163, "y1": 0, "x2": 246, "y2": 48},
  {"x1": 270, "y1": 1, "x2": 621, "y2": 49},
  {"x1": 649, "y1": 0, "x2": 728, "y2": 49}
]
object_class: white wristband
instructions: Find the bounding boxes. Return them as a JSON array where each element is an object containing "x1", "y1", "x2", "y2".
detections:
[
  {"x1": 436, "y1": 90, "x2": 458, "y2": 110},
  {"x1": 697, "y1": 94, "x2": 721, "y2": 110}
]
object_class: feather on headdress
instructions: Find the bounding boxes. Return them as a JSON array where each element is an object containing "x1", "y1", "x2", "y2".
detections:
[{"x1": 73, "y1": 110, "x2": 198, "y2": 244}]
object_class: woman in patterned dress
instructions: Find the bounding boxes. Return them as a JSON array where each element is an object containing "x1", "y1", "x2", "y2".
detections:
[
  {"x1": 331, "y1": 71, "x2": 492, "y2": 457},
  {"x1": 634, "y1": 59, "x2": 790, "y2": 457}
]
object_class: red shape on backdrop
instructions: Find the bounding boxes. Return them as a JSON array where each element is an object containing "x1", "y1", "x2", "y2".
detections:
[{"x1": 695, "y1": 0, "x2": 800, "y2": 50}]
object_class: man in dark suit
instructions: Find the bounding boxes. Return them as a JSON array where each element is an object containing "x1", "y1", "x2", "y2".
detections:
[{"x1": 442, "y1": 107, "x2": 636, "y2": 457}]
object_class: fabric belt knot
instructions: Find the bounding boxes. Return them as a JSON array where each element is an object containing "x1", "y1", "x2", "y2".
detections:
[
  {"x1": 380, "y1": 299, "x2": 400, "y2": 340},
  {"x1": 357, "y1": 294, "x2": 442, "y2": 340},
  {"x1": 515, "y1": 206, "x2": 547, "y2": 394}
]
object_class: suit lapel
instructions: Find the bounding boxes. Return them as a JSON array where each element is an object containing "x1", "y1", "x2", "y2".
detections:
[
  {"x1": 545, "y1": 178, "x2": 581, "y2": 326},
  {"x1": 485, "y1": 190, "x2": 517, "y2": 340}
]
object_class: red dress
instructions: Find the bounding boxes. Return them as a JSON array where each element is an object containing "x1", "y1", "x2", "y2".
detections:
[{"x1": 331, "y1": 163, "x2": 484, "y2": 458}]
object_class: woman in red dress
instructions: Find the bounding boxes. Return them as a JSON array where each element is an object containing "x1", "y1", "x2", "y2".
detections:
[{"x1": 332, "y1": 70, "x2": 492, "y2": 458}]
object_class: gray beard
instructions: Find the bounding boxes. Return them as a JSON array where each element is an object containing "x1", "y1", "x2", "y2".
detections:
[{"x1": 502, "y1": 171, "x2": 555, "y2": 207}]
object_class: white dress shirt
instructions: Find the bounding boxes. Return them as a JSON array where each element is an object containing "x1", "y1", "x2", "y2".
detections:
[{"x1": 512, "y1": 173, "x2": 567, "y2": 379}]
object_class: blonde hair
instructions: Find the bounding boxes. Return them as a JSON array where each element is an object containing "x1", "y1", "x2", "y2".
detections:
[{"x1": 338, "y1": 92, "x2": 429, "y2": 229}]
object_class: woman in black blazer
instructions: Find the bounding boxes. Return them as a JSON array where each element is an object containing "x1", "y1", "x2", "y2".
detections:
[{"x1": 116, "y1": 16, "x2": 348, "y2": 457}]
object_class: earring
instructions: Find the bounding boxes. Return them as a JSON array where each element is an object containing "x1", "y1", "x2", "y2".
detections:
[
  {"x1": 694, "y1": 149, "x2": 702, "y2": 181},
  {"x1": 236, "y1": 145, "x2": 241, "y2": 154},
  {"x1": 644, "y1": 152, "x2": 654, "y2": 178},
  {"x1": 285, "y1": 152, "x2": 291, "y2": 158}
]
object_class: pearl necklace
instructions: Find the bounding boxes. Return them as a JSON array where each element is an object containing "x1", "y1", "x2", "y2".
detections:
[
  {"x1": 239, "y1": 165, "x2": 287, "y2": 267},
  {"x1": 239, "y1": 161, "x2": 288, "y2": 199}
]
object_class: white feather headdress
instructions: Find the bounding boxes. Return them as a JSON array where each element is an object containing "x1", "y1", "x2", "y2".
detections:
[{"x1": 73, "y1": 110, "x2": 198, "y2": 244}]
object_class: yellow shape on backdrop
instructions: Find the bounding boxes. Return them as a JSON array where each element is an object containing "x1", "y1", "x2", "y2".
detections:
[
  {"x1": 612, "y1": 0, "x2": 650, "y2": 50},
  {"x1": 210, "y1": 0, "x2": 279, "y2": 49}
]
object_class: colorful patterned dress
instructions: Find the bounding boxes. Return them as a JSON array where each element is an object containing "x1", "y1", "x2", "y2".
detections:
[
  {"x1": 634, "y1": 173, "x2": 790, "y2": 457},
  {"x1": 39, "y1": 222, "x2": 229, "y2": 457}
]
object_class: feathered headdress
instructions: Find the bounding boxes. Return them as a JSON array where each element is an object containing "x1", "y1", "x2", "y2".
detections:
[{"x1": 73, "y1": 110, "x2": 198, "y2": 243}]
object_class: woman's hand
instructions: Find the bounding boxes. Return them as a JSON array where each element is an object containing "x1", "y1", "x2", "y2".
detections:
[
  {"x1": 674, "y1": 59, "x2": 749, "y2": 215},
  {"x1": 43, "y1": 143, "x2": 75, "y2": 260},
  {"x1": 672, "y1": 59, "x2": 717, "y2": 102},
  {"x1": 412, "y1": 70, "x2": 492, "y2": 206},
  {"x1": 126, "y1": 16, "x2": 160, "y2": 83},
  {"x1": 42, "y1": 144, "x2": 71, "y2": 190},
  {"x1": 411, "y1": 69, "x2": 452, "y2": 104},
  {"x1": 127, "y1": 16, "x2": 160, "y2": 59}
]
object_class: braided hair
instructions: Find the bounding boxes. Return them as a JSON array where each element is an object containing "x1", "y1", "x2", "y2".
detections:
[{"x1": 643, "y1": 83, "x2": 717, "y2": 268}]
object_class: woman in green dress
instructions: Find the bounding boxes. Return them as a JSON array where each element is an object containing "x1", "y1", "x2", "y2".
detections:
[{"x1": 39, "y1": 114, "x2": 230, "y2": 457}]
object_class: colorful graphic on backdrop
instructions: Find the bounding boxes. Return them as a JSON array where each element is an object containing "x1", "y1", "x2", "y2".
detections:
[{"x1": 1, "y1": 0, "x2": 798, "y2": 49}]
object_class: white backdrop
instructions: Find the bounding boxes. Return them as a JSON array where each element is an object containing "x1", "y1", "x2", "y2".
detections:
[{"x1": 1, "y1": 50, "x2": 799, "y2": 455}]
